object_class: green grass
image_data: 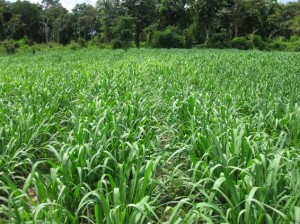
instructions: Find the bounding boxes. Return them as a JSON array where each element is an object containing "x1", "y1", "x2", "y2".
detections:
[{"x1": 0, "y1": 48, "x2": 299, "y2": 223}]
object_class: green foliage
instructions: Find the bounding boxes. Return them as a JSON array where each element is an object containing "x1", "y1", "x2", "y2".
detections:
[
  {"x1": 290, "y1": 35, "x2": 300, "y2": 42},
  {"x1": 5, "y1": 45, "x2": 16, "y2": 54},
  {"x1": 0, "y1": 49, "x2": 299, "y2": 223},
  {"x1": 153, "y1": 26, "x2": 186, "y2": 48},
  {"x1": 271, "y1": 38, "x2": 300, "y2": 52},
  {"x1": 77, "y1": 37, "x2": 87, "y2": 48},
  {"x1": 249, "y1": 35, "x2": 271, "y2": 51},
  {"x1": 87, "y1": 34, "x2": 104, "y2": 48},
  {"x1": 2, "y1": 39, "x2": 21, "y2": 54},
  {"x1": 111, "y1": 39, "x2": 125, "y2": 49},
  {"x1": 47, "y1": 41, "x2": 61, "y2": 49},
  {"x1": 18, "y1": 36, "x2": 34, "y2": 46},
  {"x1": 230, "y1": 36, "x2": 253, "y2": 50},
  {"x1": 112, "y1": 16, "x2": 135, "y2": 48},
  {"x1": 1, "y1": 0, "x2": 300, "y2": 51},
  {"x1": 69, "y1": 40, "x2": 80, "y2": 50}
]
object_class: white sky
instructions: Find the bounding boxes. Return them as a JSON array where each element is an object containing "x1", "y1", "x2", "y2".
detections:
[
  {"x1": 7, "y1": 0, "x2": 298, "y2": 11},
  {"x1": 8, "y1": 0, "x2": 97, "y2": 11}
]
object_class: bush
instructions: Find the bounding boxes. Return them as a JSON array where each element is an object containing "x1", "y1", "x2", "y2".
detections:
[
  {"x1": 271, "y1": 39, "x2": 287, "y2": 51},
  {"x1": 112, "y1": 39, "x2": 125, "y2": 49},
  {"x1": 290, "y1": 35, "x2": 300, "y2": 42},
  {"x1": 88, "y1": 36, "x2": 101, "y2": 47},
  {"x1": 2, "y1": 39, "x2": 20, "y2": 54},
  {"x1": 230, "y1": 37, "x2": 253, "y2": 50},
  {"x1": 286, "y1": 40, "x2": 300, "y2": 52},
  {"x1": 194, "y1": 43, "x2": 207, "y2": 49},
  {"x1": 213, "y1": 41, "x2": 231, "y2": 49},
  {"x1": 5, "y1": 45, "x2": 16, "y2": 54},
  {"x1": 48, "y1": 42, "x2": 61, "y2": 49},
  {"x1": 153, "y1": 27, "x2": 186, "y2": 48},
  {"x1": 69, "y1": 40, "x2": 80, "y2": 50},
  {"x1": 211, "y1": 33, "x2": 230, "y2": 44},
  {"x1": 77, "y1": 37, "x2": 87, "y2": 48},
  {"x1": 14, "y1": 42, "x2": 20, "y2": 48},
  {"x1": 19, "y1": 36, "x2": 34, "y2": 46},
  {"x1": 249, "y1": 35, "x2": 270, "y2": 50}
]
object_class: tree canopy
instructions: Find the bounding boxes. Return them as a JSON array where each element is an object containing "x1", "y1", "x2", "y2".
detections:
[{"x1": 0, "y1": 0, "x2": 299, "y2": 48}]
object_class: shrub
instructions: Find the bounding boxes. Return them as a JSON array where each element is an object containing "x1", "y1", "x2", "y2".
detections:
[
  {"x1": 77, "y1": 37, "x2": 87, "y2": 48},
  {"x1": 88, "y1": 36, "x2": 101, "y2": 47},
  {"x1": 19, "y1": 36, "x2": 34, "y2": 46},
  {"x1": 48, "y1": 42, "x2": 61, "y2": 49},
  {"x1": 194, "y1": 43, "x2": 207, "y2": 49},
  {"x1": 211, "y1": 33, "x2": 230, "y2": 44},
  {"x1": 112, "y1": 39, "x2": 125, "y2": 49},
  {"x1": 183, "y1": 27, "x2": 197, "y2": 48},
  {"x1": 249, "y1": 35, "x2": 270, "y2": 50},
  {"x1": 69, "y1": 40, "x2": 80, "y2": 50},
  {"x1": 271, "y1": 39, "x2": 287, "y2": 51},
  {"x1": 286, "y1": 40, "x2": 300, "y2": 52},
  {"x1": 230, "y1": 37, "x2": 252, "y2": 50},
  {"x1": 290, "y1": 35, "x2": 300, "y2": 42},
  {"x1": 153, "y1": 27, "x2": 186, "y2": 48},
  {"x1": 213, "y1": 41, "x2": 231, "y2": 49},
  {"x1": 2, "y1": 39, "x2": 19, "y2": 54},
  {"x1": 5, "y1": 45, "x2": 16, "y2": 54},
  {"x1": 13, "y1": 42, "x2": 19, "y2": 48}
]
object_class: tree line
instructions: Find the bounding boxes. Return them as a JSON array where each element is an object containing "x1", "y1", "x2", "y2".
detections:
[{"x1": 0, "y1": 0, "x2": 299, "y2": 50}]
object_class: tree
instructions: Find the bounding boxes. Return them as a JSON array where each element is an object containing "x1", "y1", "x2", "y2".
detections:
[
  {"x1": 9, "y1": 1, "x2": 41, "y2": 40},
  {"x1": 291, "y1": 15, "x2": 300, "y2": 35},
  {"x1": 122, "y1": 0, "x2": 157, "y2": 46},
  {"x1": 242, "y1": 0, "x2": 267, "y2": 37},
  {"x1": 267, "y1": 1, "x2": 300, "y2": 39},
  {"x1": 41, "y1": 0, "x2": 61, "y2": 9},
  {"x1": 159, "y1": 0, "x2": 191, "y2": 29},
  {"x1": 97, "y1": 0, "x2": 124, "y2": 42},
  {"x1": 112, "y1": 15, "x2": 135, "y2": 48},
  {"x1": 39, "y1": 1, "x2": 68, "y2": 43},
  {"x1": 192, "y1": 0, "x2": 225, "y2": 40},
  {"x1": 0, "y1": 0, "x2": 299, "y2": 47},
  {"x1": 72, "y1": 3, "x2": 98, "y2": 40},
  {"x1": 230, "y1": 0, "x2": 247, "y2": 37},
  {"x1": 6, "y1": 14, "x2": 23, "y2": 39},
  {"x1": 0, "y1": 0, "x2": 7, "y2": 40}
]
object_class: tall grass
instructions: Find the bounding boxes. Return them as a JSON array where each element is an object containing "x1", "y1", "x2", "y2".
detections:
[{"x1": 0, "y1": 49, "x2": 299, "y2": 223}]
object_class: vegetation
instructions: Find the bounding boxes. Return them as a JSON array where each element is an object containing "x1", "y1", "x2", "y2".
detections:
[
  {"x1": 0, "y1": 0, "x2": 299, "y2": 51},
  {"x1": 0, "y1": 48, "x2": 299, "y2": 223}
]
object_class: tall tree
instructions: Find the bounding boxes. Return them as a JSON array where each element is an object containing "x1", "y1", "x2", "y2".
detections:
[
  {"x1": 113, "y1": 15, "x2": 135, "y2": 47},
  {"x1": 267, "y1": 1, "x2": 300, "y2": 39},
  {"x1": 72, "y1": 3, "x2": 98, "y2": 40},
  {"x1": 9, "y1": 1, "x2": 41, "y2": 40},
  {"x1": 41, "y1": 0, "x2": 60, "y2": 9},
  {"x1": 159, "y1": 0, "x2": 191, "y2": 29},
  {"x1": 230, "y1": 0, "x2": 247, "y2": 37},
  {"x1": 39, "y1": 0, "x2": 68, "y2": 43},
  {"x1": 0, "y1": 0, "x2": 7, "y2": 40},
  {"x1": 122, "y1": 0, "x2": 157, "y2": 46},
  {"x1": 192, "y1": 0, "x2": 225, "y2": 40},
  {"x1": 97, "y1": 0, "x2": 124, "y2": 42},
  {"x1": 6, "y1": 13, "x2": 23, "y2": 39}
]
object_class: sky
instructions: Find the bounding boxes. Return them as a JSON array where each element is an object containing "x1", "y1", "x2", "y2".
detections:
[
  {"x1": 7, "y1": 0, "x2": 298, "y2": 11},
  {"x1": 7, "y1": 0, "x2": 97, "y2": 11}
]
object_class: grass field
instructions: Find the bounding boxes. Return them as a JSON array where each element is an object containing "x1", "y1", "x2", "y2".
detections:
[{"x1": 0, "y1": 49, "x2": 300, "y2": 223}]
